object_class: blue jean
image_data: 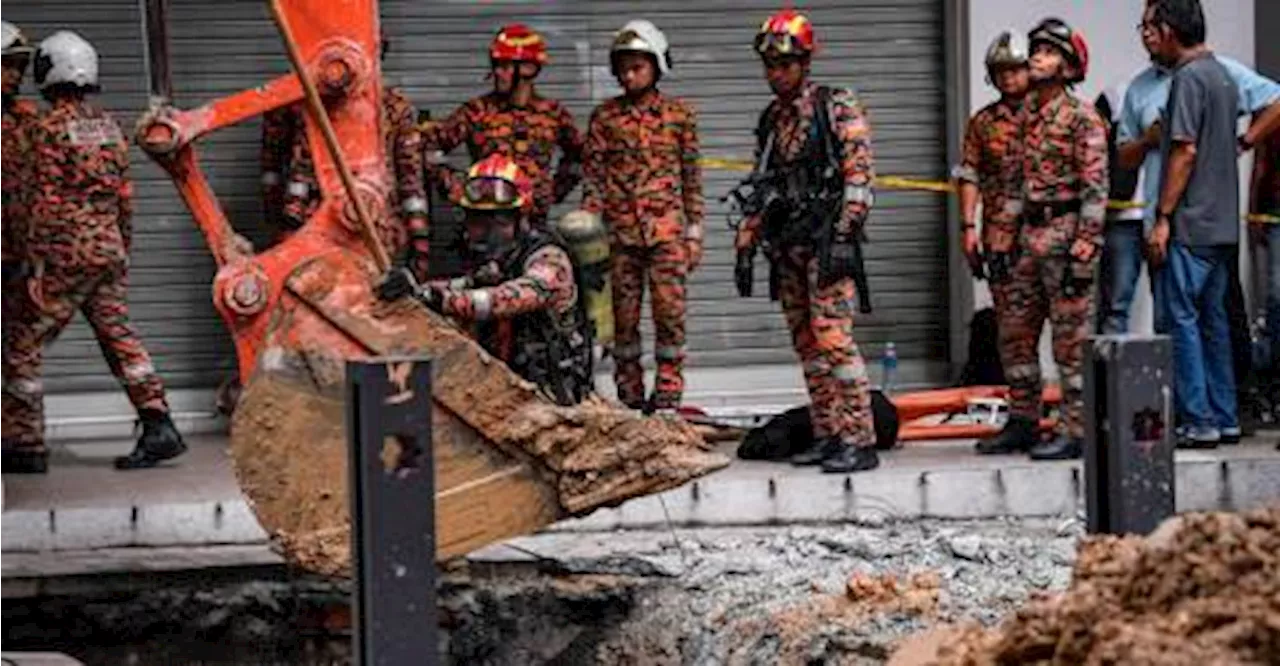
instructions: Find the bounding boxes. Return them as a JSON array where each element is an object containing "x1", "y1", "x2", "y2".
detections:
[
  {"x1": 1153, "y1": 242, "x2": 1238, "y2": 430},
  {"x1": 1099, "y1": 221, "x2": 1145, "y2": 334}
]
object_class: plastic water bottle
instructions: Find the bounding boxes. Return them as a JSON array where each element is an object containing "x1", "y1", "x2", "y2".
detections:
[{"x1": 882, "y1": 342, "x2": 899, "y2": 394}]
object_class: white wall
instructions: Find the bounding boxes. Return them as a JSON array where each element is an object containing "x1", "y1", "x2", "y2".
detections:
[{"x1": 964, "y1": 0, "x2": 1256, "y2": 369}]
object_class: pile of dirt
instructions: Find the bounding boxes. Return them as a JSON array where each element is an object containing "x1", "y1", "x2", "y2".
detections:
[{"x1": 930, "y1": 507, "x2": 1280, "y2": 665}]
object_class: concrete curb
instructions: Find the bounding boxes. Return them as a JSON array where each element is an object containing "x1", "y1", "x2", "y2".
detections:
[{"x1": 4, "y1": 455, "x2": 1277, "y2": 557}]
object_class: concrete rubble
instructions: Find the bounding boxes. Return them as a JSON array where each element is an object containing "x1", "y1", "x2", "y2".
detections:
[{"x1": 4, "y1": 517, "x2": 1083, "y2": 664}]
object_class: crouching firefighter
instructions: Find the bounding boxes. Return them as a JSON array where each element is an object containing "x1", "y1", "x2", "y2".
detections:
[
  {"x1": 976, "y1": 18, "x2": 1108, "y2": 461},
  {"x1": 733, "y1": 9, "x2": 878, "y2": 474},
  {"x1": 2, "y1": 31, "x2": 187, "y2": 472},
  {"x1": 377, "y1": 155, "x2": 595, "y2": 406}
]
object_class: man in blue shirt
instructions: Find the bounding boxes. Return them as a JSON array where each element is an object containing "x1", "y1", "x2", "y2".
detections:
[
  {"x1": 1113, "y1": 1, "x2": 1280, "y2": 444},
  {"x1": 1114, "y1": 52, "x2": 1280, "y2": 330}
]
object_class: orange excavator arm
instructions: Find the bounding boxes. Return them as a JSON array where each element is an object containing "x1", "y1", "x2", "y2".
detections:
[{"x1": 135, "y1": 0, "x2": 726, "y2": 575}]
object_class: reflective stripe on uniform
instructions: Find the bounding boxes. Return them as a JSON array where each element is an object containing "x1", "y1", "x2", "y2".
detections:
[
  {"x1": 471, "y1": 289, "x2": 493, "y2": 320},
  {"x1": 844, "y1": 184, "x2": 874, "y2": 206},
  {"x1": 122, "y1": 360, "x2": 157, "y2": 382},
  {"x1": 401, "y1": 196, "x2": 428, "y2": 214},
  {"x1": 950, "y1": 164, "x2": 978, "y2": 184},
  {"x1": 654, "y1": 345, "x2": 684, "y2": 361},
  {"x1": 1005, "y1": 363, "x2": 1039, "y2": 381}
]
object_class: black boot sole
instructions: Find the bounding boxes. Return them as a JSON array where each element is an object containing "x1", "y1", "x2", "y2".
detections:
[{"x1": 820, "y1": 450, "x2": 880, "y2": 474}]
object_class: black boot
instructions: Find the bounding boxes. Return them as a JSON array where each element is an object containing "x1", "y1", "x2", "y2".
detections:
[
  {"x1": 115, "y1": 410, "x2": 187, "y2": 470},
  {"x1": 2, "y1": 443, "x2": 49, "y2": 474},
  {"x1": 820, "y1": 446, "x2": 880, "y2": 474},
  {"x1": 790, "y1": 437, "x2": 842, "y2": 466},
  {"x1": 975, "y1": 415, "x2": 1038, "y2": 455},
  {"x1": 1028, "y1": 435, "x2": 1082, "y2": 461}
]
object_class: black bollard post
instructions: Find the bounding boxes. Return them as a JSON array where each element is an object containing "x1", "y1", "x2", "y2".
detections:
[
  {"x1": 347, "y1": 358, "x2": 438, "y2": 666},
  {"x1": 1083, "y1": 335, "x2": 1175, "y2": 535}
]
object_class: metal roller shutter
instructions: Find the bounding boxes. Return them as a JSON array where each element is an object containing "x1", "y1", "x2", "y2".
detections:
[
  {"x1": 6, "y1": 0, "x2": 949, "y2": 403},
  {"x1": 393, "y1": 0, "x2": 950, "y2": 373}
]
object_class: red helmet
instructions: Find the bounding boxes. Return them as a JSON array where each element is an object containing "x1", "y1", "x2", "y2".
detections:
[
  {"x1": 461, "y1": 154, "x2": 534, "y2": 213},
  {"x1": 490, "y1": 23, "x2": 549, "y2": 66},
  {"x1": 1029, "y1": 18, "x2": 1089, "y2": 83},
  {"x1": 754, "y1": 10, "x2": 816, "y2": 57}
]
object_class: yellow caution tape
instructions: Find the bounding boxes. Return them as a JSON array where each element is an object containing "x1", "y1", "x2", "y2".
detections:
[{"x1": 697, "y1": 156, "x2": 1280, "y2": 224}]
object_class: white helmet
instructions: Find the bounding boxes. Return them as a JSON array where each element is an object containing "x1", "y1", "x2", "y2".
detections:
[
  {"x1": 2, "y1": 21, "x2": 33, "y2": 57},
  {"x1": 984, "y1": 30, "x2": 1028, "y2": 72},
  {"x1": 34, "y1": 30, "x2": 99, "y2": 89},
  {"x1": 611, "y1": 20, "x2": 671, "y2": 76}
]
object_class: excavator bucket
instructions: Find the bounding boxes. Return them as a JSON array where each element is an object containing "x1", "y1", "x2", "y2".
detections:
[{"x1": 135, "y1": 0, "x2": 727, "y2": 577}]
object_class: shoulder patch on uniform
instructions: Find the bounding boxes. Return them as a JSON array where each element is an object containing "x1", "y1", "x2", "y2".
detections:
[{"x1": 68, "y1": 118, "x2": 124, "y2": 147}]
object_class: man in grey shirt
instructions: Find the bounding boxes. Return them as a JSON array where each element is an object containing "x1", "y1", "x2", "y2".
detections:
[{"x1": 1145, "y1": 0, "x2": 1240, "y2": 447}]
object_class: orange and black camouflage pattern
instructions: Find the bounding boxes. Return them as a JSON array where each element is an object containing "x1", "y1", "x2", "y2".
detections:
[
  {"x1": 584, "y1": 90, "x2": 703, "y2": 408},
  {"x1": 776, "y1": 245, "x2": 873, "y2": 446},
  {"x1": 957, "y1": 98, "x2": 1023, "y2": 254},
  {"x1": 424, "y1": 92, "x2": 584, "y2": 227},
  {"x1": 436, "y1": 244, "x2": 578, "y2": 363},
  {"x1": 610, "y1": 243, "x2": 689, "y2": 408},
  {"x1": 3, "y1": 97, "x2": 39, "y2": 349},
  {"x1": 2, "y1": 98, "x2": 168, "y2": 450},
  {"x1": 282, "y1": 87, "x2": 428, "y2": 263},
  {"x1": 735, "y1": 82, "x2": 876, "y2": 449},
  {"x1": 999, "y1": 89, "x2": 1108, "y2": 440}
]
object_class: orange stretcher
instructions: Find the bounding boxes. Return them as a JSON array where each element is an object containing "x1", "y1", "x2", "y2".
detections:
[{"x1": 894, "y1": 385, "x2": 1063, "y2": 442}]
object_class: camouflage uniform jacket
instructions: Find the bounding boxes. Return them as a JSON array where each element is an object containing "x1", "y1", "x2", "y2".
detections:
[
  {"x1": 582, "y1": 90, "x2": 703, "y2": 247},
  {"x1": 26, "y1": 97, "x2": 133, "y2": 268},
  {"x1": 2, "y1": 97, "x2": 39, "y2": 263},
  {"x1": 956, "y1": 98, "x2": 1023, "y2": 252},
  {"x1": 1015, "y1": 89, "x2": 1109, "y2": 257},
  {"x1": 424, "y1": 92, "x2": 584, "y2": 222},
  {"x1": 437, "y1": 243, "x2": 577, "y2": 324},
  {"x1": 282, "y1": 86, "x2": 428, "y2": 249},
  {"x1": 737, "y1": 81, "x2": 876, "y2": 250}
]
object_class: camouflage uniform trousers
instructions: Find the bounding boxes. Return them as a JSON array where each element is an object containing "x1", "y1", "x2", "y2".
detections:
[
  {"x1": 611, "y1": 241, "x2": 688, "y2": 409},
  {"x1": 773, "y1": 245, "x2": 874, "y2": 448},
  {"x1": 997, "y1": 251, "x2": 1098, "y2": 440},
  {"x1": 2, "y1": 261, "x2": 169, "y2": 450}
]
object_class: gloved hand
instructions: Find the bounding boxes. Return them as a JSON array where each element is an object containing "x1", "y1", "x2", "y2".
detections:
[
  {"x1": 819, "y1": 235, "x2": 859, "y2": 288},
  {"x1": 376, "y1": 266, "x2": 421, "y2": 302},
  {"x1": 419, "y1": 285, "x2": 445, "y2": 313},
  {"x1": 735, "y1": 250, "x2": 755, "y2": 298}
]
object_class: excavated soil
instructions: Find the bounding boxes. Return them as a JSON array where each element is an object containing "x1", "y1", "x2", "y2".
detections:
[
  {"x1": 228, "y1": 283, "x2": 726, "y2": 576},
  {"x1": 929, "y1": 507, "x2": 1280, "y2": 666}
]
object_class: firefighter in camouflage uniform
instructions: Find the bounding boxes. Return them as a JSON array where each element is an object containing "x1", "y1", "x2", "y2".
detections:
[
  {"x1": 734, "y1": 10, "x2": 879, "y2": 474},
  {"x1": 955, "y1": 30, "x2": 1031, "y2": 312},
  {"x1": 377, "y1": 154, "x2": 594, "y2": 407},
  {"x1": 272, "y1": 36, "x2": 430, "y2": 278},
  {"x1": 976, "y1": 18, "x2": 1109, "y2": 461},
  {"x1": 583, "y1": 20, "x2": 703, "y2": 412},
  {"x1": 3, "y1": 22, "x2": 38, "y2": 356},
  {"x1": 423, "y1": 24, "x2": 584, "y2": 230},
  {"x1": 2, "y1": 31, "x2": 186, "y2": 473}
]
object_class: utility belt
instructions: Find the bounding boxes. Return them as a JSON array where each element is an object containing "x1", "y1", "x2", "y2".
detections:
[{"x1": 1020, "y1": 199, "x2": 1081, "y2": 227}]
